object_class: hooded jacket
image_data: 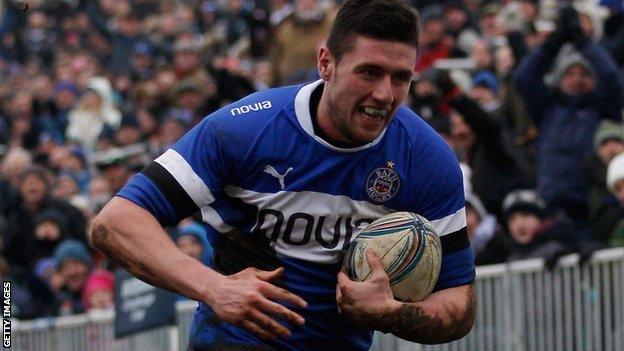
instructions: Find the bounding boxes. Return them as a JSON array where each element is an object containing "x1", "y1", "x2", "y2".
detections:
[{"x1": 514, "y1": 42, "x2": 624, "y2": 215}]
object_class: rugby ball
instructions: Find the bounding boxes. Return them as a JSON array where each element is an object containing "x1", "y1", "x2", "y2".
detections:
[{"x1": 344, "y1": 212, "x2": 442, "y2": 302}]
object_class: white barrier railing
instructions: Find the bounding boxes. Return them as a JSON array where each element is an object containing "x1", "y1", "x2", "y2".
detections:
[{"x1": 12, "y1": 248, "x2": 624, "y2": 351}]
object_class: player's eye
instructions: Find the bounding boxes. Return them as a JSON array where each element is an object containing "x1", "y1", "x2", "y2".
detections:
[{"x1": 393, "y1": 73, "x2": 412, "y2": 85}]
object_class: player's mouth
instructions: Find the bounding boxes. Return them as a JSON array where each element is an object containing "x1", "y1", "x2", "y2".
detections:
[{"x1": 358, "y1": 106, "x2": 389, "y2": 124}]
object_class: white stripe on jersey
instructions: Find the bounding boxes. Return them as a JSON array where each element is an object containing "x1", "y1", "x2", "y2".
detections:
[
  {"x1": 201, "y1": 205, "x2": 236, "y2": 233},
  {"x1": 429, "y1": 207, "x2": 467, "y2": 237},
  {"x1": 222, "y1": 186, "x2": 466, "y2": 263},
  {"x1": 155, "y1": 149, "x2": 215, "y2": 208}
]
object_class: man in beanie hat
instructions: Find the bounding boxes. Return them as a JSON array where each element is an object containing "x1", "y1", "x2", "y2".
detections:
[
  {"x1": 53, "y1": 239, "x2": 93, "y2": 315},
  {"x1": 514, "y1": 5, "x2": 624, "y2": 241},
  {"x1": 502, "y1": 190, "x2": 574, "y2": 266}
]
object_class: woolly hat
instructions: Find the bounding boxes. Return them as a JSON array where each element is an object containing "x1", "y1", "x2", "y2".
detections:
[
  {"x1": 502, "y1": 189, "x2": 546, "y2": 219},
  {"x1": 82, "y1": 270, "x2": 115, "y2": 310},
  {"x1": 54, "y1": 239, "x2": 93, "y2": 269},
  {"x1": 594, "y1": 120, "x2": 624, "y2": 152},
  {"x1": 548, "y1": 48, "x2": 596, "y2": 88},
  {"x1": 607, "y1": 153, "x2": 624, "y2": 193}
]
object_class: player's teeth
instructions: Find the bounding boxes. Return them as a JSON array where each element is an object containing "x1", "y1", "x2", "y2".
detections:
[{"x1": 363, "y1": 107, "x2": 387, "y2": 118}]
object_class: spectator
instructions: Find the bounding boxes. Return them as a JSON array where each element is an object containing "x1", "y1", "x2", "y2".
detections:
[
  {"x1": 586, "y1": 121, "x2": 624, "y2": 245},
  {"x1": 270, "y1": 0, "x2": 335, "y2": 84},
  {"x1": 172, "y1": 222, "x2": 214, "y2": 266},
  {"x1": 494, "y1": 45, "x2": 537, "y2": 178},
  {"x1": 605, "y1": 153, "x2": 624, "y2": 246},
  {"x1": 502, "y1": 189, "x2": 574, "y2": 265},
  {"x1": 465, "y1": 192, "x2": 508, "y2": 265},
  {"x1": 415, "y1": 5, "x2": 453, "y2": 72},
  {"x1": 66, "y1": 77, "x2": 122, "y2": 152},
  {"x1": 53, "y1": 239, "x2": 93, "y2": 315},
  {"x1": 82, "y1": 270, "x2": 115, "y2": 312},
  {"x1": 514, "y1": 6, "x2": 624, "y2": 241},
  {"x1": 5, "y1": 166, "x2": 87, "y2": 269}
]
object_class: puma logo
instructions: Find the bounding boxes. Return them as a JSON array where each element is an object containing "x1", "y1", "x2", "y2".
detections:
[{"x1": 263, "y1": 165, "x2": 293, "y2": 190}]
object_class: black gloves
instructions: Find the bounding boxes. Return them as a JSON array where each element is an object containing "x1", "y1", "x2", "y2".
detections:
[
  {"x1": 560, "y1": 6, "x2": 589, "y2": 48},
  {"x1": 542, "y1": 6, "x2": 590, "y2": 54}
]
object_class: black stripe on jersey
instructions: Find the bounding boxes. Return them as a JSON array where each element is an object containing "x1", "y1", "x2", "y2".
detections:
[
  {"x1": 440, "y1": 227, "x2": 470, "y2": 254},
  {"x1": 142, "y1": 162, "x2": 199, "y2": 218}
]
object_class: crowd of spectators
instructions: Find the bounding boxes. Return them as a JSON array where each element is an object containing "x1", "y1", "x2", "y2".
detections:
[{"x1": 1, "y1": 0, "x2": 624, "y2": 320}]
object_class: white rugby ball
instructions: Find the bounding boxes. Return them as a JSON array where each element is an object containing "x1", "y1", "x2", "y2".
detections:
[{"x1": 344, "y1": 212, "x2": 442, "y2": 302}]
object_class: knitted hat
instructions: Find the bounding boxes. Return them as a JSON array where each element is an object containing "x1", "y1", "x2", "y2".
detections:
[
  {"x1": 82, "y1": 270, "x2": 115, "y2": 310},
  {"x1": 607, "y1": 153, "x2": 624, "y2": 193},
  {"x1": 54, "y1": 239, "x2": 93, "y2": 269},
  {"x1": 594, "y1": 120, "x2": 624, "y2": 152},
  {"x1": 548, "y1": 47, "x2": 596, "y2": 88},
  {"x1": 502, "y1": 189, "x2": 546, "y2": 219}
]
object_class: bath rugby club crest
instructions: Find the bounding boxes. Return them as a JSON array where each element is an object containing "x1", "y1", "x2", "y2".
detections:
[{"x1": 366, "y1": 161, "x2": 400, "y2": 202}]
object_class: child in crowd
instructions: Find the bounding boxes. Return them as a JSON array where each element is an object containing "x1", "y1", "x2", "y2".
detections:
[
  {"x1": 82, "y1": 270, "x2": 115, "y2": 312},
  {"x1": 502, "y1": 190, "x2": 574, "y2": 266}
]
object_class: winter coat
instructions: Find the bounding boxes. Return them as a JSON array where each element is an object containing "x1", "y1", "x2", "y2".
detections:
[
  {"x1": 514, "y1": 42, "x2": 624, "y2": 216},
  {"x1": 507, "y1": 216, "x2": 575, "y2": 262}
]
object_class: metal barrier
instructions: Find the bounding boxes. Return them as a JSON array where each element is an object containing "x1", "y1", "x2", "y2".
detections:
[{"x1": 12, "y1": 248, "x2": 624, "y2": 351}]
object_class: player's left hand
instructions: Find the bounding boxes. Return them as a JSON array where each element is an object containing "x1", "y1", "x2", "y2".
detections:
[{"x1": 336, "y1": 251, "x2": 401, "y2": 329}]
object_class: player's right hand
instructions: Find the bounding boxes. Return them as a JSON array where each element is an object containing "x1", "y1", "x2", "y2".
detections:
[{"x1": 207, "y1": 267, "x2": 307, "y2": 340}]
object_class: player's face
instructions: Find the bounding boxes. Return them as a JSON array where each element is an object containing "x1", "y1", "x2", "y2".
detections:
[{"x1": 318, "y1": 36, "x2": 416, "y2": 145}]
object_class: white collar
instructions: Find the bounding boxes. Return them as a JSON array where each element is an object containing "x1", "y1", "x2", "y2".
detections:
[{"x1": 294, "y1": 80, "x2": 387, "y2": 153}]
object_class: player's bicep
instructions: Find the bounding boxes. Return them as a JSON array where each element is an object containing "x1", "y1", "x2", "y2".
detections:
[{"x1": 431, "y1": 209, "x2": 474, "y2": 290}]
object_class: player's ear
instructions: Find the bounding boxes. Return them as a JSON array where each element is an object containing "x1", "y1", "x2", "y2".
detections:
[{"x1": 318, "y1": 46, "x2": 334, "y2": 81}]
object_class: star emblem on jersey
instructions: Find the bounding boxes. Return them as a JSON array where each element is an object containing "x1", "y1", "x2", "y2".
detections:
[
  {"x1": 366, "y1": 165, "x2": 400, "y2": 202},
  {"x1": 263, "y1": 165, "x2": 293, "y2": 190}
]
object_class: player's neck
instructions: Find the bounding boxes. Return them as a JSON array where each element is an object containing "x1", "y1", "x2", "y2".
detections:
[{"x1": 313, "y1": 84, "x2": 363, "y2": 148}]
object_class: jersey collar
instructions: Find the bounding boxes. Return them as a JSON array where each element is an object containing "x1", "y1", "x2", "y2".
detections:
[{"x1": 294, "y1": 79, "x2": 387, "y2": 153}]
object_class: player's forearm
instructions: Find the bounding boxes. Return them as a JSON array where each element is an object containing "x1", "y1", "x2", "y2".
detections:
[
  {"x1": 380, "y1": 284, "x2": 476, "y2": 344},
  {"x1": 91, "y1": 196, "x2": 223, "y2": 302}
]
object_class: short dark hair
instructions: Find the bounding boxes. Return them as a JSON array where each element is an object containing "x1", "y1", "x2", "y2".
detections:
[{"x1": 326, "y1": 0, "x2": 419, "y2": 62}]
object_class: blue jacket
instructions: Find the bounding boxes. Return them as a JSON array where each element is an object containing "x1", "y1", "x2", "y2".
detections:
[{"x1": 514, "y1": 42, "x2": 623, "y2": 212}]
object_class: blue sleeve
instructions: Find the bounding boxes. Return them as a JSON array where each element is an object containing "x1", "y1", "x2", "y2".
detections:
[
  {"x1": 580, "y1": 42, "x2": 624, "y2": 121},
  {"x1": 513, "y1": 46, "x2": 556, "y2": 125},
  {"x1": 409, "y1": 130, "x2": 475, "y2": 289}
]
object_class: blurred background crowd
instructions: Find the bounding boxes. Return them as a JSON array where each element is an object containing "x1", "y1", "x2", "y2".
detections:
[{"x1": 1, "y1": 0, "x2": 624, "y2": 320}]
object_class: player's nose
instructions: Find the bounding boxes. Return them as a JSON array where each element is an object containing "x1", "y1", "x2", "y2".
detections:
[{"x1": 371, "y1": 76, "x2": 394, "y2": 106}]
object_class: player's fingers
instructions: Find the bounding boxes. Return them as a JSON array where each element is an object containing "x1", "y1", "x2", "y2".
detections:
[
  {"x1": 260, "y1": 282, "x2": 308, "y2": 309},
  {"x1": 254, "y1": 267, "x2": 284, "y2": 282},
  {"x1": 241, "y1": 320, "x2": 276, "y2": 341},
  {"x1": 366, "y1": 250, "x2": 386, "y2": 278},
  {"x1": 249, "y1": 308, "x2": 292, "y2": 338},
  {"x1": 339, "y1": 285, "x2": 354, "y2": 305},
  {"x1": 337, "y1": 271, "x2": 353, "y2": 286},
  {"x1": 256, "y1": 296, "x2": 305, "y2": 326}
]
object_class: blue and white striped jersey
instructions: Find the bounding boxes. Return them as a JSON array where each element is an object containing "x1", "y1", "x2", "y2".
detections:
[{"x1": 118, "y1": 80, "x2": 475, "y2": 351}]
